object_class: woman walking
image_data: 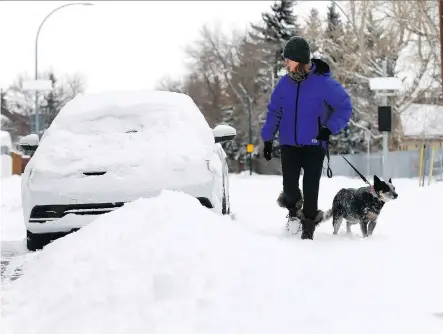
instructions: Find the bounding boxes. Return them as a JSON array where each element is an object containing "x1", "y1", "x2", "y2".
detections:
[{"x1": 261, "y1": 36, "x2": 353, "y2": 240}]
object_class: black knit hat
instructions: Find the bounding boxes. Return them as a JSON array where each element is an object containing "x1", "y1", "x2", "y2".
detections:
[{"x1": 283, "y1": 36, "x2": 311, "y2": 64}]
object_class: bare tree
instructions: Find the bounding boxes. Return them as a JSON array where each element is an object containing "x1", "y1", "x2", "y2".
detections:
[
  {"x1": 157, "y1": 23, "x2": 273, "y2": 163},
  {"x1": 194, "y1": 25, "x2": 271, "y2": 130},
  {"x1": 64, "y1": 72, "x2": 87, "y2": 97},
  {"x1": 320, "y1": 0, "x2": 438, "y2": 150},
  {"x1": 2, "y1": 71, "x2": 87, "y2": 139},
  {"x1": 371, "y1": 1, "x2": 440, "y2": 149},
  {"x1": 156, "y1": 75, "x2": 188, "y2": 94}
]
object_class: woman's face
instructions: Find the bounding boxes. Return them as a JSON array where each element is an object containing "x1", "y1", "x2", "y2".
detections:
[{"x1": 285, "y1": 58, "x2": 299, "y2": 72}]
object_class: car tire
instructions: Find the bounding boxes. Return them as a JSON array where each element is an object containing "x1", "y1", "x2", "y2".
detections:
[
  {"x1": 222, "y1": 188, "x2": 231, "y2": 215},
  {"x1": 222, "y1": 193, "x2": 227, "y2": 215},
  {"x1": 26, "y1": 231, "x2": 49, "y2": 252}
]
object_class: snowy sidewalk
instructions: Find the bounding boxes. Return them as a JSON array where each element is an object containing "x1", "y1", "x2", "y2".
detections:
[{"x1": 1, "y1": 174, "x2": 442, "y2": 334}]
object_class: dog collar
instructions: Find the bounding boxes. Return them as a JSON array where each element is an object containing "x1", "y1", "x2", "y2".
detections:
[{"x1": 369, "y1": 185, "x2": 378, "y2": 197}]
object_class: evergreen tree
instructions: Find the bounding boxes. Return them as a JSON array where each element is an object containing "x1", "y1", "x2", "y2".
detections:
[
  {"x1": 326, "y1": 2, "x2": 341, "y2": 37},
  {"x1": 322, "y1": 2, "x2": 349, "y2": 152},
  {"x1": 0, "y1": 89, "x2": 14, "y2": 138},
  {"x1": 0, "y1": 89, "x2": 6, "y2": 112},
  {"x1": 41, "y1": 72, "x2": 64, "y2": 130},
  {"x1": 250, "y1": 0, "x2": 302, "y2": 84},
  {"x1": 304, "y1": 8, "x2": 323, "y2": 56},
  {"x1": 249, "y1": 0, "x2": 302, "y2": 159},
  {"x1": 323, "y1": 1, "x2": 344, "y2": 68}
]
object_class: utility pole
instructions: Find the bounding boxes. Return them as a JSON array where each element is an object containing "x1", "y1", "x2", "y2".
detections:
[
  {"x1": 247, "y1": 95, "x2": 253, "y2": 176},
  {"x1": 365, "y1": 130, "x2": 371, "y2": 178},
  {"x1": 439, "y1": 0, "x2": 443, "y2": 97},
  {"x1": 381, "y1": 59, "x2": 389, "y2": 181},
  {"x1": 239, "y1": 84, "x2": 254, "y2": 176}
]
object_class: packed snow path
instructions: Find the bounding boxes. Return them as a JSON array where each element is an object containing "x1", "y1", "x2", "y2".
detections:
[{"x1": 1, "y1": 174, "x2": 442, "y2": 333}]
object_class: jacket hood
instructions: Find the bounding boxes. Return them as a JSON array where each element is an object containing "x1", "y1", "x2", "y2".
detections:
[{"x1": 311, "y1": 58, "x2": 332, "y2": 77}]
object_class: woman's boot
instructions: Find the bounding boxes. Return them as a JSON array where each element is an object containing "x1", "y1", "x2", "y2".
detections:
[{"x1": 300, "y1": 210, "x2": 324, "y2": 240}]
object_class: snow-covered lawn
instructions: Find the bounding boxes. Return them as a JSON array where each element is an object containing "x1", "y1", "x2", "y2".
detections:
[{"x1": 1, "y1": 174, "x2": 442, "y2": 333}]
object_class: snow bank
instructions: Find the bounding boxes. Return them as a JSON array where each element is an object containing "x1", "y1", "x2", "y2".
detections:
[
  {"x1": 1, "y1": 130, "x2": 13, "y2": 178},
  {"x1": 2, "y1": 190, "x2": 287, "y2": 334},
  {"x1": 0, "y1": 176, "x2": 25, "y2": 242},
  {"x1": 33, "y1": 90, "x2": 215, "y2": 178},
  {"x1": 2, "y1": 181, "x2": 442, "y2": 334},
  {"x1": 1, "y1": 155, "x2": 12, "y2": 178},
  {"x1": 1, "y1": 130, "x2": 12, "y2": 149}
]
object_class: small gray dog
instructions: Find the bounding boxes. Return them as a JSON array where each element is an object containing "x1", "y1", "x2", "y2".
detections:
[{"x1": 322, "y1": 175, "x2": 398, "y2": 237}]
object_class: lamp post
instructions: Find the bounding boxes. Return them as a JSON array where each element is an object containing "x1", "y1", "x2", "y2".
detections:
[{"x1": 34, "y1": 2, "x2": 93, "y2": 135}]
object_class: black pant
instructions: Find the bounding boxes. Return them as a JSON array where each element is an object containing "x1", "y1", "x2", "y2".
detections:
[{"x1": 280, "y1": 145, "x2": 325, "y2": 220}]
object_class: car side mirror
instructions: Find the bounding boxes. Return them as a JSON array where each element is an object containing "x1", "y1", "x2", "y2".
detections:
[
  {"x1": 213, "y1": 125, "x2": 236, "y2": 143},
  {"x1": 19, "y1": 134, "x2": 39, "y2": 151}
]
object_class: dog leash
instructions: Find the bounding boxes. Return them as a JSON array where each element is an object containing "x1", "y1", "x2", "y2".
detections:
[
  {"x1": 272, "y1": 141, "x2": 372, "y2": 187},
  {"x1": 327, "y1": 141, "x2": 372, "y2": 187}
]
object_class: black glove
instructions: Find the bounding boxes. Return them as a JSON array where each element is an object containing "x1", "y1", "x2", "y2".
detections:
[
  {"x1": 263, "y1": 141, "x2": 273, "y2": 161},
  {"x1": 316, "y1": 127, "x2": 332, "y2": 141}
]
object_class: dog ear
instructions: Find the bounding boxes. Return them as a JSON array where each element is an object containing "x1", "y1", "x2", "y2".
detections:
[
  {"x1": 374, "y1": 175, "x2": 381, "y2": 185},
  {"x1": 388, "y1": 178, "x2": 392, "y2": 183}
]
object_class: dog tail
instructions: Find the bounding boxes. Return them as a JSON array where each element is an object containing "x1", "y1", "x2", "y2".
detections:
[{"x1": 320, "y1": 208, "x2": 333, "y2": 223}]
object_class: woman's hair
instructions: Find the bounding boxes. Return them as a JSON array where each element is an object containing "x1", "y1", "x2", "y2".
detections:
[
  {"x1": 295, "y1": 62, "x2": 312, "y2": 75},
  {"x1": 287, "y1": 61, "x2": 312, "y2": 82}
]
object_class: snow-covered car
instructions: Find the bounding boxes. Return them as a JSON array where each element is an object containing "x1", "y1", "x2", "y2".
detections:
[{"x1": 19, "y1": 90, "x2": 236, "y2": 251}]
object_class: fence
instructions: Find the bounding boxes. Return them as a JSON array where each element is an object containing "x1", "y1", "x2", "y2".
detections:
[
  {"x1": 254, "y1": 147, "x2": 443, "y2": 181},
  {"x1": 328, "y1": 147, "x2": 443, "y2": 180}
]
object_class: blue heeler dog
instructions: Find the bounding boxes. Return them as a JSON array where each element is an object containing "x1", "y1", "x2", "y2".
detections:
[{"x1": 321, "y1": 175, "x2": 398, "y2": 237}]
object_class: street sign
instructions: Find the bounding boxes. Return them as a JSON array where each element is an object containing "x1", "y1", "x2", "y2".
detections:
[
  {"x1": 369, "y1": 77, "x2": 402, "y2": 91},
  {"x1": 247, "y1": 144, "x2": 254, "y2": 153},
  {"x1": 22, "y1": 80, "x2": 53, "y2": 92}
]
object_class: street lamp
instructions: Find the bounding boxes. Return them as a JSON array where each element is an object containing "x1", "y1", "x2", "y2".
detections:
[{"x1": 34, "y1": 2, "x2": 93, "y2": 135}]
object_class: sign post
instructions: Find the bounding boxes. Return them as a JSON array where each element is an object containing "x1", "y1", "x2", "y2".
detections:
[
  {"x1": 368, "y1": 60, "x2": 402, "y2": 181},
  {"x1": 365, "y1": 130, "x2": 371, "y2": 178}
]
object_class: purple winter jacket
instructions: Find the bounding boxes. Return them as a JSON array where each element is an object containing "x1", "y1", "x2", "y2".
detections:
[{"x1": 261, "y1": 58, "x2": 353, "y2": 148}]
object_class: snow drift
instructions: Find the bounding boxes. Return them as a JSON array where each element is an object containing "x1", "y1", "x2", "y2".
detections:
[
  {"x1": 2, "y1": 184, "x2": 442, "y2": 334},
  {"x1": 1, "y1": 130, "x2": 13, "y2": 178},
  {"x1": 1, "y1": 175, "x2": 25, "y2": 242}
]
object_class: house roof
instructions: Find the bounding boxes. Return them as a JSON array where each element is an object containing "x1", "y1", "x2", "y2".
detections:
[{"x1": 401, "y1": 103, "x2": 443, "y2": 138}]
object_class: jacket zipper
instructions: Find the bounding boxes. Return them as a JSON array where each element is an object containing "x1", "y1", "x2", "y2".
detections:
[{"x1": 294, "y1": 82, "x2": 301, "y2": 145}]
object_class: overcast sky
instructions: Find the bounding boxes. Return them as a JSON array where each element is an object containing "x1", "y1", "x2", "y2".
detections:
[{"x1": 0, "y1": 1, "x2": 327, "y2": 93}]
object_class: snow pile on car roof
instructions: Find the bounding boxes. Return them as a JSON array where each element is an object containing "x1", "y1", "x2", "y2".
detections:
[{"x1": 31, "y1": 90, "x2": 215, "y2": 175}]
